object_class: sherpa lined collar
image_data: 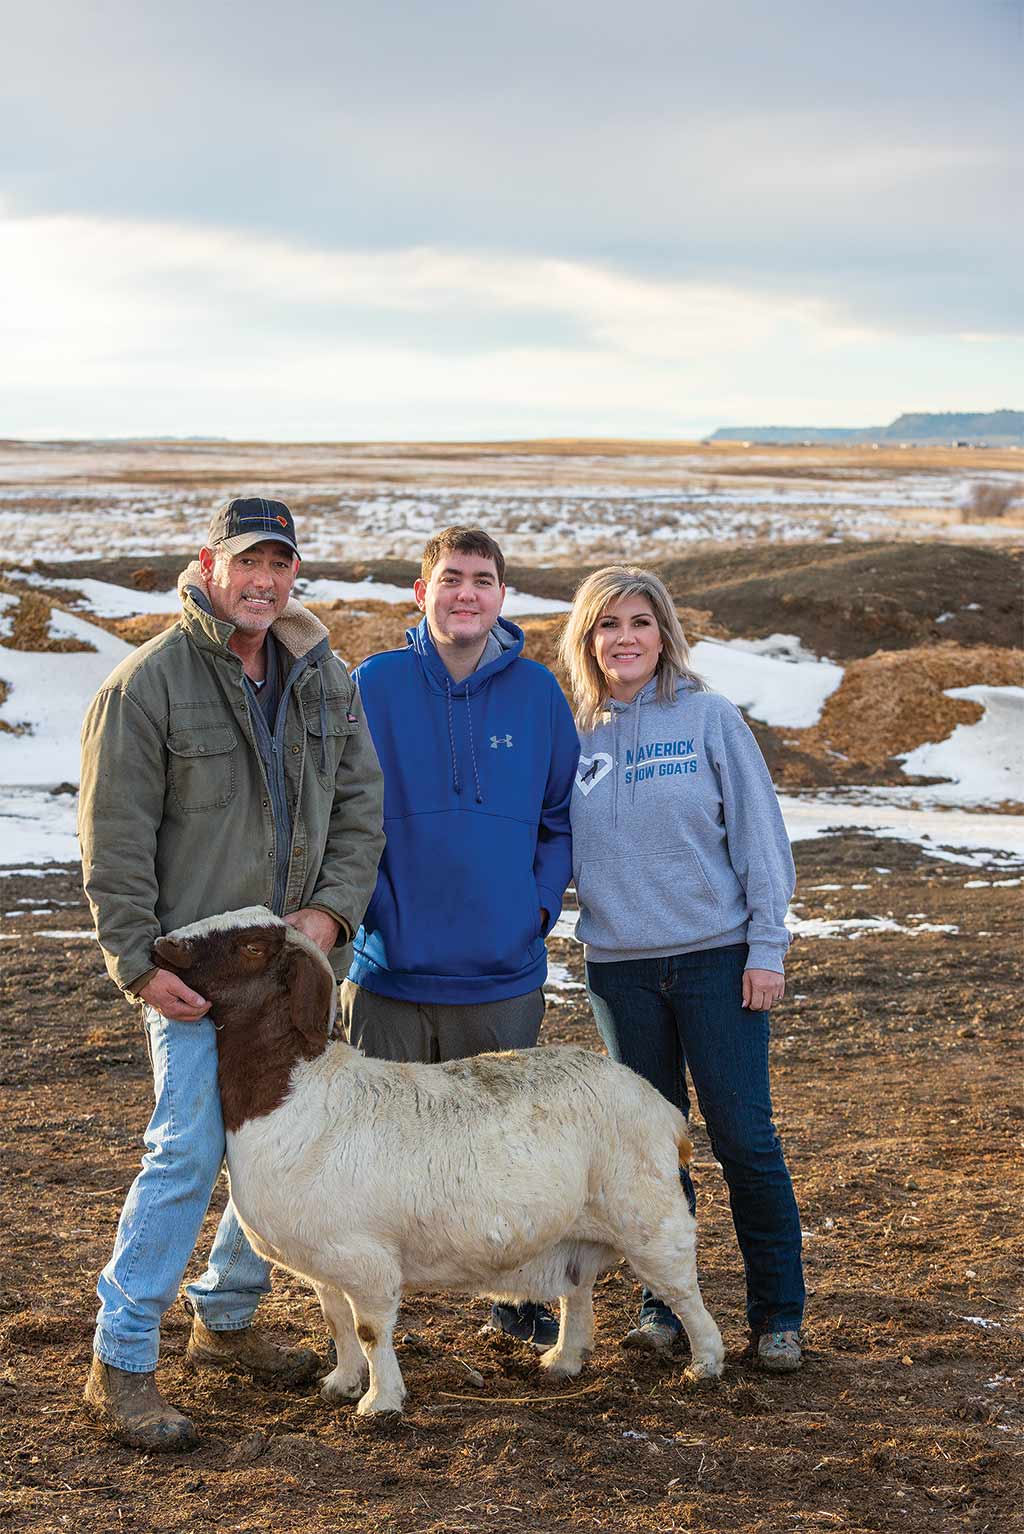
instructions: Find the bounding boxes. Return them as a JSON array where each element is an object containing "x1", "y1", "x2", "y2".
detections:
[{"x1": 176, "y1": 559, "x2": 330, "y2": 661}]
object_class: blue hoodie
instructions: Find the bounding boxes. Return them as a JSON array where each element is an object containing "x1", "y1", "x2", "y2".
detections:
[
  {"x1": 349, "y1": 616, "x2": 580, "y2": 1003},
  {"x1": 571, "y1": 680, "x2": 795, "y2": 972}
]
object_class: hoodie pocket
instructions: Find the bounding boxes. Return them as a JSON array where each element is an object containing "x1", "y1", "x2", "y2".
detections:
[
  {"x1": 167, "y1": 725, "x2": 238, "y2": 812},
  {"x1": 576, "y1": 846, "x2": 719, "y2": 952}
]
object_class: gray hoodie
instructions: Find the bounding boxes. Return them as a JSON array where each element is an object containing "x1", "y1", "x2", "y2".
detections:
[{"x1": 570, "y1": 681, "x2": 795, "y2": 972}]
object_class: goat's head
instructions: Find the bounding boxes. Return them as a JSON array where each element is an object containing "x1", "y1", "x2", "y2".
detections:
[{"x1": 153, "y1": 906, "x2": 335, "y2": 1052}]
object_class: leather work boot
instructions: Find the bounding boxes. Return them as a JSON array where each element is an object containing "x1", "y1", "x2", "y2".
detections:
[
  {"x1": 186, "y1": 1314, "x2": 321, "y2": 1385},
  {"x1": 83, "y1": 1356, "x2": 198, "y2": 1453}
]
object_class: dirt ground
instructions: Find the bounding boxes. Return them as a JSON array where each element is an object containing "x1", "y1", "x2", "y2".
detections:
[{"x1": 1, "y1": 833, "x2": 1021, "y2": 1534}]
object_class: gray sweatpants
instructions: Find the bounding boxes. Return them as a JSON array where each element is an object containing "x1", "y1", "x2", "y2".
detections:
[{"x1": 339, "y1": 979, "x2": 545, "y2": 1064}]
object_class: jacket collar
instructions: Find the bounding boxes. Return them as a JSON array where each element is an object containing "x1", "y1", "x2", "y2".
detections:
[{"x1": 176, "y1": 559, "x2": 331, "y2": 665}]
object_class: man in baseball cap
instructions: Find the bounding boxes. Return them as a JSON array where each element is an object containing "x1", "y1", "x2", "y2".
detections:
[{"x1": 79, "y1": 493, "x2": 384, "y2": 1451}]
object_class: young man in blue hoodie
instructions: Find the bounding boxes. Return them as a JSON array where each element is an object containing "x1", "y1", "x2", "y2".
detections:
[{"x1": 340, "y1": 526, "x2": 580, "y2": 1346}]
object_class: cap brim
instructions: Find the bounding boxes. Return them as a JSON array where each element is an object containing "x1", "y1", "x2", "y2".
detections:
[{"x1": 214, "y1": 532, "x2": 299, "y2": 558}]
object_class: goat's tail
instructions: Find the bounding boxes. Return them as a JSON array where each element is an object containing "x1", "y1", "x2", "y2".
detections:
[{"x1": 677, "y1": 1132, "x2": 693, "y2": 1170}]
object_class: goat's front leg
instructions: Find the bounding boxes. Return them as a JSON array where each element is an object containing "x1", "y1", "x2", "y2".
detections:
[
  {"x1": 346, "y1": 1286, "x2": 406, "y2": 1416},
  {"x1": 538, "y1": 1283, "x2": 596, "y2": 1379},
  {"x1": 314, "y1": 1282, "x2": 368, "y2": 1402}
]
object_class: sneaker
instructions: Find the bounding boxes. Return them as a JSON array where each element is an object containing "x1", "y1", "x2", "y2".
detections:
[
  {"x1": 486, "y1": 1302, "x2": 560, "y2": 1350},
  {"x1": 621, "y1": 1301, "x2": 683, "y2": 1354},
  {"x1": 755, "y1": 1329, "x2": 803, "y2": 1372}
]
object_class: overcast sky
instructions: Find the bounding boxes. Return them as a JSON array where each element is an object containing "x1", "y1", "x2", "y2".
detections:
[{"x1": 2, "y1": 0, "x2": 1021, "y2": 439}]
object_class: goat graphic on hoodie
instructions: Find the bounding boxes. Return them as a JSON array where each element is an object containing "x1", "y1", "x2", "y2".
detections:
[
  {"x1": 570, "y1": 679, "x2": 795, "y2": 972},
  {"x1": 349, "y1": 615, "x2": 579, "y2": 1003}
]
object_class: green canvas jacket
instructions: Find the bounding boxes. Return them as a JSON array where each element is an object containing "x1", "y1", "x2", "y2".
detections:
[{"x1": 79, "y1": 565, "x2": 385, "y2": 998}]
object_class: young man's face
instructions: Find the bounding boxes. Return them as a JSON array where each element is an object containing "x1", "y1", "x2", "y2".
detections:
[
  {"x1": 199, "y1": 540, "x2": 298, "y2": 634},
  {"x1": 414, "y1": 552, "x2": 505, "y2": 650}
]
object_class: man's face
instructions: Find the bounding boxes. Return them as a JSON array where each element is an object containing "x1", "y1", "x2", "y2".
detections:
[
  {"x1": 414, "y1": 553, "x2": 505, "y2": 650},
  {"x1": 199, "y1": 540, "x2": 298, "y2": 634}
]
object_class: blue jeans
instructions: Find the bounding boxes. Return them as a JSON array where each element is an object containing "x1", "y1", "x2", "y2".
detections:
[
  {"x1": 586, "y1": 944, "x2": 804, "y2": 1334},
  {"x1": 93, "y1": 1007, "x2": 272, "y2": 1373}
]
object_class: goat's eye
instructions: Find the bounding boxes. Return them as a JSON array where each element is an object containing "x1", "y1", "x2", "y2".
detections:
[{"x1": 242, "y1": 942, "x2": 263, "y2": 956}]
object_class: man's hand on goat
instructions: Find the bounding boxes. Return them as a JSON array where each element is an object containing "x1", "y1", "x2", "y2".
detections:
[
  {"x1": 741, "y1": 968, "x2": 785, "y2": 1012},
  {"x1": 284, "y1": 907, "x2": 341, "y2": 954},
  {"x1": 139, "y1": 968, "x2": 210, "y2": 1021}
]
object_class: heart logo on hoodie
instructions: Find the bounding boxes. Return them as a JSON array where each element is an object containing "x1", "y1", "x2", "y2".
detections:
[{"x1": 575, "y1": 753, "x2": 613, "y2": 796}]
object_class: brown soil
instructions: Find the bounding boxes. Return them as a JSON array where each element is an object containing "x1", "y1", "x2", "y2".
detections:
[
  {"x1": 653, "y1": 544, "x2": 1022, "y2": 660},
  {"x1": 1, "y1": 836, "x2": 1021, "y2": 1533}
]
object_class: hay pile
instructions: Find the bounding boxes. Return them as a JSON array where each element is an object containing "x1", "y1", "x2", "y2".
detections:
[{"x1": 800, "y1": 643, "x2": 1023, "y2": 766}]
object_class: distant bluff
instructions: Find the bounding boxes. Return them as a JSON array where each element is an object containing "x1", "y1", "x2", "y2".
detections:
[{"x1": 708, "y1": 410, "x2": 1024, "y2": 447}]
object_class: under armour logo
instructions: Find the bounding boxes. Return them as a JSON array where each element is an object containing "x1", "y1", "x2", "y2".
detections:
[{"x1": 490, "y1": 734, "x2": 513, "y2": 748}]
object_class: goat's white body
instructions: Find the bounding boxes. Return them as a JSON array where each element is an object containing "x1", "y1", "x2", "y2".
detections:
[{"x1": 224, "y1": 1040, "x2": 725, "y2": 1412}]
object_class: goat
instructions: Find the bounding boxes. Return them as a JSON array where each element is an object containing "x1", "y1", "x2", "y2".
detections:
[{"x1": 153, "y1": 907, "x2": 725, "y2": 1416}]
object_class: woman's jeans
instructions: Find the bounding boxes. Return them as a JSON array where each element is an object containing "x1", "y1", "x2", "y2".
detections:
[
  {"x1": 93, "y1": 1007, "x2": 272, "y2": 1373},
  {"x1": 586, "y1": 943, "x2": 804, "y2": 1334}
]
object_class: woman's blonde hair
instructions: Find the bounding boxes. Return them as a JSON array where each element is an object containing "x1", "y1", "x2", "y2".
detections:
[{"x1": 558, "y1": 565, "x2": 707, "y2": 731}]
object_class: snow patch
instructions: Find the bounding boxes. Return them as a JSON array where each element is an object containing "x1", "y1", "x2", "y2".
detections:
[
  {"x1": 898, "y1": 686, "x2": 1024, "y2": 806},
  {"x1": 0, "y1": 614, "x2": 132, "y2": 784},
  {"x1": 690, "y1": 638, "x2": 843, "y2": 728},
  {"x1": 6, "y1": 570, "x2": 178, "y2": 617},
  {"x1": 786, "y1": 915, "x2": 959, "y2": 940}
]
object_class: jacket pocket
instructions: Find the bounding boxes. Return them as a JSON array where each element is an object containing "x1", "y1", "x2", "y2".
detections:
[
  {"x1": 303, "y1": 698, "x2": 358, "y2": 787},
  {"x1": 576, "y1": 846, "x2": 719, "y2": 952},
  {"x1": 167, "y1": 724, "x2": 238, "y2": 812}
]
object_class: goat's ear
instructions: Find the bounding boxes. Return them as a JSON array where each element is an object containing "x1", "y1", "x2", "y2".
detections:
[
  {"x1": 285, "y1": 945, "x2": 334, "y2": 1046},
  {"x1": 153, "y1": 935, "x2": 191, "y2": 970}
]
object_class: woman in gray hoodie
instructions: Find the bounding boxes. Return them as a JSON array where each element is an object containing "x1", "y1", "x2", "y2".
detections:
[{"x1": 558, "y1": 566, "x2": 804, "y2": 1372}]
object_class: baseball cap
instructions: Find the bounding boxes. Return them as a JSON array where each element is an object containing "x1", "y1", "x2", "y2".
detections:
[{"x1": 206, "y1": 497, "x2": 300, "y2": 559}]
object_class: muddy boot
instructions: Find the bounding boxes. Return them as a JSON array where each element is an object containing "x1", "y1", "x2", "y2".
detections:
[
  {"x1": 186, "y1": 1314, "x2": 320, "y2": 1385},
  {"x1": 83, "y1": 1356, "x2": 198, "y2": 1453}
]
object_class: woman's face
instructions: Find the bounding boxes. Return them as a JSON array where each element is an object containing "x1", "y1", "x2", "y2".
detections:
[{"x1": 590, "y1": 594, "x2": 664, "y2": 701}]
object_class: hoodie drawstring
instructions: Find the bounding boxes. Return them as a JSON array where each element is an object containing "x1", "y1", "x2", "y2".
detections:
[
  {"x1": 445, "y1": 678, "x2": 461, "y2": 795},
  {"x1": 630, "y1": 690, "x2": 643, "y2": 807},
  {"x1": 463, "y1": 688, "x2": 483, "y2": 804},
  {"x1": 444, "y1": 677, "x2": 484, "y2": 804}
]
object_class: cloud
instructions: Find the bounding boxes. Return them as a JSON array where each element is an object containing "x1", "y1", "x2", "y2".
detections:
[
  {"x1": 1, "y1": 211, "x2": 1019, "y2": 438},
  {"x1": 2, "y1": 0, "x2": 1021, "y2": 342}
]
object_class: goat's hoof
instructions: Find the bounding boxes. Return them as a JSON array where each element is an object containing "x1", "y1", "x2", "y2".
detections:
[
  {"x1": 682, "y1": 1358, "x2": 724, "y2": 1385},
  {"x1": 352, "y1": 1402, "x2": 404, "y2": 1428},
  {"x1": 320, "y1": 1372, "x2": 365, "y2": 1403},
  {"x1": 538, "y1": 1347, "x2": 585, "y2": 1379}
]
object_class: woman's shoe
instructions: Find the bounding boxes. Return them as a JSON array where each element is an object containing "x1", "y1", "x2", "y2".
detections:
[{"x1": 755, "y1": 1329, "x2": 802, "y2": 1371}]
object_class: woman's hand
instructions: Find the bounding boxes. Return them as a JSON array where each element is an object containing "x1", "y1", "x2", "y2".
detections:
[{"x1": 742, "y1": 968, "x2": 785, "y2": 1011}]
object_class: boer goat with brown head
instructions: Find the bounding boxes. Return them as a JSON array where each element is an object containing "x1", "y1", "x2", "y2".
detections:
[{"x1": 154, "y1": 907, "x2": 725, "y2": 1417}]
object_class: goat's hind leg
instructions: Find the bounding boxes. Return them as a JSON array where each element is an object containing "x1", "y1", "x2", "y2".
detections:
[
  {"x1": 626, "y1": 1222, "x2": 725, "y2": 1382},
  {"x1": 315, "y1": 1282, "x2": 368, "y2": 1402}
]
